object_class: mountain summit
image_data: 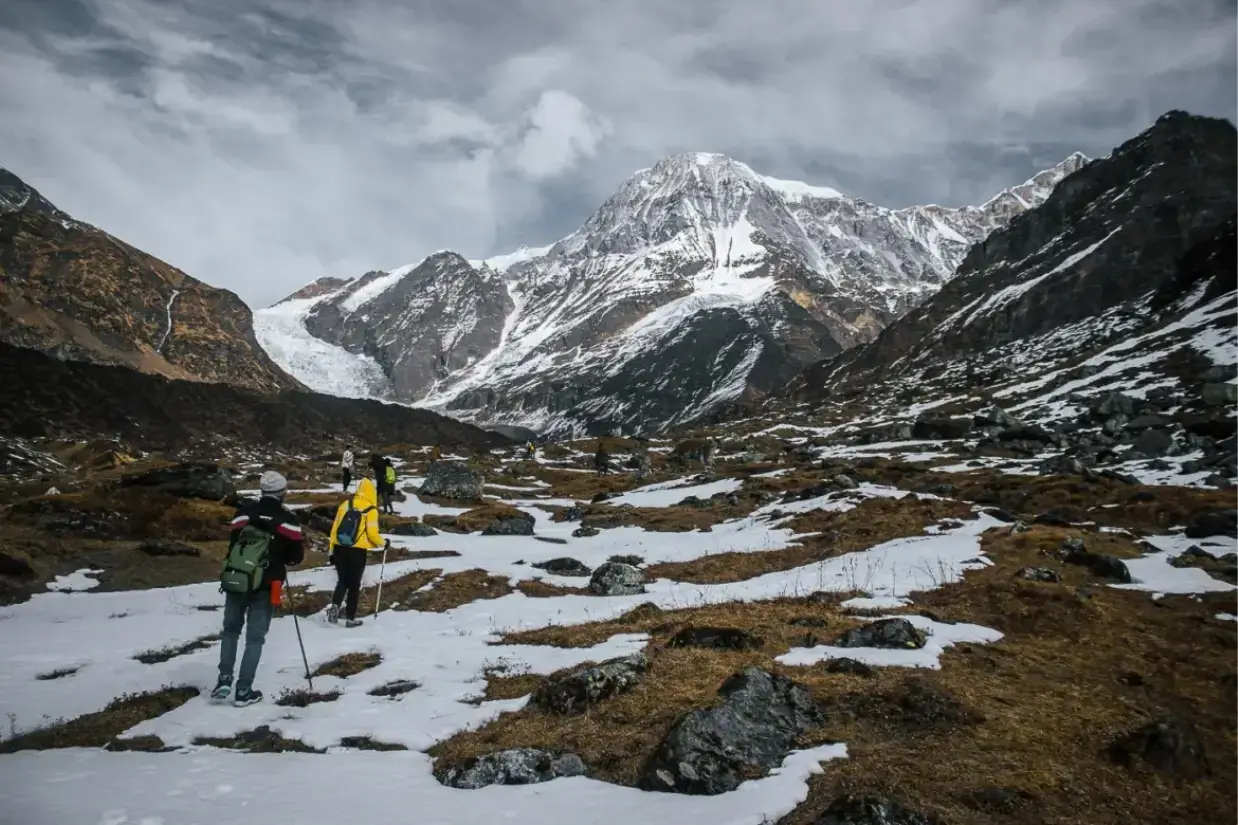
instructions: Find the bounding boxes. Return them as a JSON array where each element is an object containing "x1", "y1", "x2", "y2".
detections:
[{"x1": 259, "y1": 150, "x2": 1087, "y2": 435}]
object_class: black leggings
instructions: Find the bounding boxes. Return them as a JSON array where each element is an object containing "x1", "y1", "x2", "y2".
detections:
[{"x1": 331, "y1": 548, "x2": 367, "y2": 620}]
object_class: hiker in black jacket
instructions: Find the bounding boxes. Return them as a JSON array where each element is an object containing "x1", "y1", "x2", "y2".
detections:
[{"x1": 211, "y1": 471, "x2": 305, "y2": 707}]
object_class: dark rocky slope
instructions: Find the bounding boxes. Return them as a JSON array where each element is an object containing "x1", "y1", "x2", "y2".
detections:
[{"x1": 0, "y1": 341, "x2": 505, "y2": 453}]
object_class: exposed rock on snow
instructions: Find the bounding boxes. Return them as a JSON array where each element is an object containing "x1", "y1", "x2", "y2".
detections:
[
  {"x1": 438, "y1": 748, "x2": 588, "y2": 789},
  {"x1": 641, "y1": 667, "x2": 820, "y2": 795},
  {"x1": 587, "y1": 561, "x2": 646, "y2": 595},
  {"x1": 418, "y1": 462, "x2": 485, "y2": 501},
  {"x1": 835, "y1": 618, "x2": 928, "y2": 650},
  {"x1": 531, "y1": 557, "x2": 592, "y2": 577}
]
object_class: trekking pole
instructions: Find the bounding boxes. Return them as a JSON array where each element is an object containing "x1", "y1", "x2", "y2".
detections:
[
  {"x1": 373, "y1": 540, "x2": 390, "y2": 620},
  {"x1": 282, "y1": 575, "x2": 314, "y2": 689}
]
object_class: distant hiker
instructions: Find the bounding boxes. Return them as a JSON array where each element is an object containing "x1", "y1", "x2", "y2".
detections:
[
  {"x1": 381, "y1": 458, "x2": 397, "y2": 515},
  {"x1": 595, "y1": 442, "x2": 611, "y2": 476},
  {"x1": 212, "y1": 470, "x2": 305, "y2": 706},
  {"x1": 430, "y1": 444, "x2": 442, "y2": 465},
  {"x1": 369, "y1": 451, "x2": 386, "y2": 483},
  {"x1": 525, "y1": 441, "x2": 536, "y2": 460},
  {"x1": 326, "y1": 477, "x2": 387, "y2": 627},
  {"x1": 341, "y1": 446, "x2": 356, "y2": 491}
]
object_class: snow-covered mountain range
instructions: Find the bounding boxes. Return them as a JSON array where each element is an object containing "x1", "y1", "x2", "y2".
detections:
[{"x1": 256, "y1": 151, "x2": 1087, "y2": 436}]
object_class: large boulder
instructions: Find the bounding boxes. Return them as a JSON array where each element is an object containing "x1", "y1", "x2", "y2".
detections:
[
  {"x1": 1201, "y1": 382, "x2": 1237, "y2": 407},
  {"x1": 419, "y1": 462, "x2": 485, "y2": 500},
  {"x1": 528, "y1": 653, "x2": 648, "y2": 715},
  {"x1": 1090, "y1": 391, "x2": 1139, "y2": 420},
  {"x1": 438, "y1": 748, "x2": 587, "y2": 789},
  {"x1": 1060, "y1": 539, "x2": 1132, "y2": 583},
  {"x1": 120, "y1": 462, "x2": 237, "y2": 504},
  {"x1": 1107, "y1": 717, "x2": 1209, "y2": 781},
  {"x1": 481, "y1": 510, "x2": 535, "y2": 536},
  {"x1": 588, "y1": 562, "x2": 646, "y2": 596},
  {"x1": 387, "y1": 521, "x2": 438, "y2": 537},
  {"x1": 1184, "y1": 509, "x2": 1238, "y2": 538},
  {"x1": 641, "y1": 667, "x2": 820, "y2": 795},
  {"x1": 835, "y1": 618, "x2": 927, "y2": 649},
  {"x1": 911, "y1": 415, "x2": 973, "y2": 441}
]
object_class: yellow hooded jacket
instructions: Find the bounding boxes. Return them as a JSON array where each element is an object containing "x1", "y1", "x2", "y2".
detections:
[{"x1": 329, "y1": 478, "x2": 385, "y2": 551}]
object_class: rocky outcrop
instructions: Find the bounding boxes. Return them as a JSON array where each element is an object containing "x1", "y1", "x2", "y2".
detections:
[
  {"x1": 417, "y1": 462, "x2": 486, "y2": 501},
  {"x1": 0, "y1": 167, "x2": 299, "y2": 393},
  {"x1": 814, "y1": 795, "x2": 940, "y2": 825},
  {"x1": 120, "y1": 463, "x2": 238, "y2": 504},
  {"x1": 438, "y1": 748, "x2": 587, "y2": 789},
  {"x1": 587, "y1": 562, "x2": 646, "y2": 595},
  {"x1": 1107, "y1": 717, "x2": 1210, "y2": 781},
  {"x1": 835, "y1": 618, "x2": 928, "y2": 649},
  {"x1": 528, "y1": 653, "x2": 649, "y2": 715},
  {"x1": 641, "y1": 667, "x2": 820, "y2": 795}
]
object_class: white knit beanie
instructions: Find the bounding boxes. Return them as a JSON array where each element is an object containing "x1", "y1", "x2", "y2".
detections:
[{"x1": 259, "y1": 470, "x2": 288, "y2": 497}]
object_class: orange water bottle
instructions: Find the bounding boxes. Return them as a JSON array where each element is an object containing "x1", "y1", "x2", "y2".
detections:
[{"x1": 269, "y1": 579, "x2": 282, "y2": 605}]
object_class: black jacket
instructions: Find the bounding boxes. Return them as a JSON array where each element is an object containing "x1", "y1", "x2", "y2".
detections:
[{"x1": 229, "y1": 495, "x2": 306, "y2": 586}]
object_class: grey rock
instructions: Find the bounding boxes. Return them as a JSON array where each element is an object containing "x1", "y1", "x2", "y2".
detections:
[
  {"x1": 419, "y1": 462, "x2": 485, "y2": 500},
  {"x1": 835, "y1": 618, "x2": 927, "y2": 650},
  {"x1": 641, "y1": 667, "x2": 821, "y2": 795},
  {"x1": 558, "y1": 506, "x2": 586, "y2": 522},
  {"x1": 973, "y1": 406, "x2": 1017, "y2": 428},
  {"x1": 832, "y1": 474, "x2": 858, "y2": 490},
  {"x1": 531, "y1": 557, "x2": 592, "y2": 577},
  {"x1": 911, "y1": 415, "x2": 973, "y2": 440},
  {"x1": 587, "y1": 562, "x2": 646, "y2": 595},
  {"x1": 823, "y1": 658, "x2": 875, "y2": 676},
  {"x1": 1132, "y1": 428, "x2": 1174, "y2": 458},
  {"x1": 387, "y1": 521, "x2": 438, "y2": 537},
  {"x1": 439, "y1": 748, "x2": 587, "y2": 789},
  {"x1": 1184, "y1": 509, "x2": 1238, "y2": 538},
  {"x1": 1201, "y1": 382, "x2": 1238, "y2": 407},
  {"x1": 1125, "y1": 414, "x2": 1167, "y2": 431},
  {"x1": 814, "y1": 794, "x2": 939, "y2": 825},
  {"x1": 1091, "y1": 391, "x2": 1139, "y2": 420},
  {"x1": 533, "y1": 536, "x2": 569, "y2": 545},
  {"x1": 120, "y1": 462, "x2": 237, "y2": 504},
  {"x1": 1015, "y1": 566, "x2": 1061, "y2": 583},
  {"x1": 667, "y1": 626, "x2": 762, "y2": 652},
  {"x1": 1107, "y1": 717, "x2": 1209, "y2": 781},
  {"x1": 481, "y1": 511, "x2": 535, "y2": 536},
  {"x1": 529, "y1": 653, "x2": 649, "y2": 715},
  {"x1": 572, "y1": 526, "x2": 601, "y2": 538},
  {"x1": 0, "y1": 551, "x2": 35, "y2": 578},
  {"x1": 1061, "y1": 540, "x2": 1132, "y2": 583}
]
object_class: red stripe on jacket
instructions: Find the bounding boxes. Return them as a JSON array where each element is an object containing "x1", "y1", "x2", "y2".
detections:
[{"x1": 276, "y1": 523, "x2": 303, "y2": 540}]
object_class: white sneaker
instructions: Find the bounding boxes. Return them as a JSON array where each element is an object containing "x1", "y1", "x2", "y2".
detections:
[{"x1": 326, "y1": 604, "x2": 339, "y2": 624}]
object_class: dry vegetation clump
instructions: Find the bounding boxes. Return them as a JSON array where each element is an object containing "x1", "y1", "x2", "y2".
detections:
[
  {"x1": 0, "y1": 686, "x2": 199, "y2": 753},
  {"x1": 312, "y1": 651, "x2": 382, "y2": 678},
  {"x1": 274, "y1": 688, "x2": 342, "y2": 708},
  {"x1": 644, "y1": 496, "x2": 973, "y2": 584},
  {"x1": 275, "y1": 568, "x2": 443, "y2": 618},
  {"x1": 470, "y1": 670, "x2": 546, "y2": 703},
  {"x1": 133, "y1": 634, "x2": 220, "y2": 664},
  {"x1": 194, "y1": 726, "x2": 324, "y2": 754},
  {"x1": 516, "y1": 579, "x2": 588, "y2": 598},
  {"x1": 452, "y1": 504, "x2": 532, "y2": 533},
  {"x1": 404, "y1": 569, "x2": 514, "y2": 612}
]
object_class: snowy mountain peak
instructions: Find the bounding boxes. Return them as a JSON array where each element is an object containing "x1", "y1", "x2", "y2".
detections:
[{"x1": 261, "y1": 148, "x2": 1090, "y2": 437}]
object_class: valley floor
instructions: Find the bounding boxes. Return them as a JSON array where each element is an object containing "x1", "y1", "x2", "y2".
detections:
[{"x1": 0, "y1": 438, "x2": 1234, "y2": 825}]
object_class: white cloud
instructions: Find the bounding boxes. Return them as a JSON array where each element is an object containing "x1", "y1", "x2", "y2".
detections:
[
  {"x1": 513, "y1": 90, "x2": 612, "y2": 180},
  {"x1": 0, "y1": 0, "x2": 1232, "y2": 308}
]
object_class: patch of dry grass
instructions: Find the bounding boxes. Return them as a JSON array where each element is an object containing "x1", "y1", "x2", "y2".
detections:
[
  {"x1": 276, "y1": 568, "x2": 442, "y2": 617},
  {"x1": 312, "y1": 651, "x2": 382, "y2": 678},
  {"x1": 516, "y1": 579, "x2": 588, "y2": 598},
  {"x1": 133, "y1": 634, "x2": 220, "y2": 664},
  {"x1": 0, "y1": 686, "x2": 199, "y2": 753},
  {"x1": 404, "y1": 569, "x2": 514, "y2": 612}
]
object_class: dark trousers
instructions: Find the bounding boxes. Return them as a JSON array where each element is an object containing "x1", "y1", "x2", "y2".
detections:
[
  {"x1": 341, "y1": 467, "x2": 352, "y2": 490},
  {"x1": 218, "y1": 589, "x2": 274, "y2": 692},
  {"x1": 331, "y1": 547, "x2": 367, "y2": 620},
  {"x1": 379, "y1": 485, "x2": 394, "y2": 514}
]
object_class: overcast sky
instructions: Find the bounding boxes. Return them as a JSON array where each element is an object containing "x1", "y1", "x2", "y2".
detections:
[{"x1": 2, "y1": 0, "x2": 1234, "y2": 308}]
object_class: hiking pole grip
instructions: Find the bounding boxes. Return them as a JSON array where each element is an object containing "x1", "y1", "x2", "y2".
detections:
[{"x1": 282, "y1": 575, "x2": 313, "y2": 689}]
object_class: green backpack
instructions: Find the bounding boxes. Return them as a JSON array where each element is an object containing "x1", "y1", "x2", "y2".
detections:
[
  {"x1": 384, "y1": 465, "x2": 396, "y2": 485},
  {"x1": 220, "y1": 524, "x2": 273, "y2": 594}
]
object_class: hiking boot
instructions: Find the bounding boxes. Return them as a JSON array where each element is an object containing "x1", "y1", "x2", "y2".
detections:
[
  {"x1": 210, "y1": 680, "x2": 232, "y2": 704},
  {"x1": 345, "y1": 618, "x2": 363, "y2": 628},
  {"x1": 233, "y1": 688, "x2": 263, "y2": 707},
  {"x1": 325, "y1": 604, "x2": 339, "y2": 624}
]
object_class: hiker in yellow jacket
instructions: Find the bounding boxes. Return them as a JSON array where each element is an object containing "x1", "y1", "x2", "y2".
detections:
[{"x1": 325, "y1": 478, "x2": 387, "y2": 627}]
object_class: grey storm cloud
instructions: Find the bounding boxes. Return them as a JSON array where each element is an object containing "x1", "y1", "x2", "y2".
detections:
[{"x1": 1, "y1": 0, "x2": 1234, "y2": 307}]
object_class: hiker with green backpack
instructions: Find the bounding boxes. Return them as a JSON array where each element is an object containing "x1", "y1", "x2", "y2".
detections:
[
  {"x1": 212, "y1": 471, "x2": 305, "y2": 706},
  {"x1": 326, "y1": 477, "x2": 388, "y2": 627}
]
